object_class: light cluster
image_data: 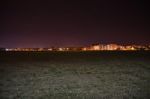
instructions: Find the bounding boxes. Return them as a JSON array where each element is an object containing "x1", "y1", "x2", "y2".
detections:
[{"x1": 1, "y1": 43, "x2": 150, "y2": 51}]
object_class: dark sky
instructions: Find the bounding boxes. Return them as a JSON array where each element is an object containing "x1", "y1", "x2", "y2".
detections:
[{"x1": 1, "y1": 0, "x2": 150, "y2": 48}]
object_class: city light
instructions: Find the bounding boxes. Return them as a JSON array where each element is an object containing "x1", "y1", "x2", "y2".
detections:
[{"x1": 1, "y1": 43, "x2": 150, "y2": 51}]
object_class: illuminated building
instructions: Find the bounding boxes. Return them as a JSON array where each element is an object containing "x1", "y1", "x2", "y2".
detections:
[
  {"x1": 58, "y1": 48, "x2": 65, "y2": 51},
  {"x1": 105, "y1": 44, "x2": 119, "y2": 50},
  {"x1": 48, "y1": 48, "x2": 52, "y2": 51},
  {"x1": 82, "y1": 47, "x2": 87, "y2": 51},
  {"x1": 91, "y1": 44, "x2": 104, "y2": 50}
]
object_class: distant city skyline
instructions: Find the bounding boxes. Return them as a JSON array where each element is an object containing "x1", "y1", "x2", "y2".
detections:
[{"x1": 1, "y1": 43, "x2": 149, "y2": 52}]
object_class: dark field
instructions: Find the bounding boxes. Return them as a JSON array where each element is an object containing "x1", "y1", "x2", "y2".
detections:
[{"x1": 0, "y1": 51, "x2": 150, "y2": 99}]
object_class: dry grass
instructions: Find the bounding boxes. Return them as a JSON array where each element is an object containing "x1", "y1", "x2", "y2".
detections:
[{"x1": 0, "y1": 51, "x2": 150, "y2": 99}]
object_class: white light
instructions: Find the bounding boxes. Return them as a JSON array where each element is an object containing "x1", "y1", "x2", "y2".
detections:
[{"x1": 6, "y1": 49, "x2": 9, "y2": 51}]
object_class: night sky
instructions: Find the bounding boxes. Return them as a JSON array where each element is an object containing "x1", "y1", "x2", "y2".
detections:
[{"x1": 1, "y1": 0, "x2": 150, "y2": 48}]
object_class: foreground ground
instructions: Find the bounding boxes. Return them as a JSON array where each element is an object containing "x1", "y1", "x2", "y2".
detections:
[{"x1": 0, "y1": 51, "x2": 150, "y2": 99}]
